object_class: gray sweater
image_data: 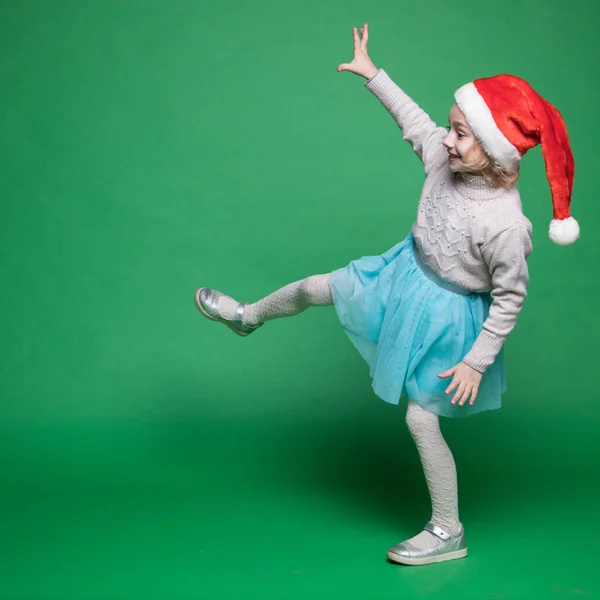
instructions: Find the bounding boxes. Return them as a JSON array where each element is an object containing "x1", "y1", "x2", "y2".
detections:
[{"x1": 365, "y1": 69, "x2": 533, "y2": 373}]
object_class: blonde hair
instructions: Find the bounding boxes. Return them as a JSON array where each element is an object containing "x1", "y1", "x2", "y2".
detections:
[{"x1": 457, "y1": 140, "x2": 520, "y2": 188}]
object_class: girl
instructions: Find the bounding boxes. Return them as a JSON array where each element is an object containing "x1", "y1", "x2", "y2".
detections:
[{"x1": 194, "y1": 24, "x2": 579, "y2": 565}]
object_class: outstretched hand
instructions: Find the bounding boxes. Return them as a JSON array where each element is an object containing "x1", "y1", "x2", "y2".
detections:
[
  {"x1": 438, "y1": 362, "x2": 483, "y2": 407},
  {"x1": 337, "y1": 23, "x2": 379, "y2": 80}
]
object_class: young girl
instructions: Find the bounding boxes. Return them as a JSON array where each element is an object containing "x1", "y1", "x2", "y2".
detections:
[{"x1": 194, "y1": 24, "x2": 579, "y2": 565}]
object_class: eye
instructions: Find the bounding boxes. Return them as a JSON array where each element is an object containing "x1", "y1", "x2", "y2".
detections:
[{"x1": 457, "y1": 133, "x2": 464, "y2": 139}]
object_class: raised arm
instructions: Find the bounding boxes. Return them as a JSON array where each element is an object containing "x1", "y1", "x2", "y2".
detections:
[
  {"x1": 364, "y1": 70, "x2": 447, "y2": 173},
  {"x1": 337, "y1": 24, "x2": 447, "y2": 173}
]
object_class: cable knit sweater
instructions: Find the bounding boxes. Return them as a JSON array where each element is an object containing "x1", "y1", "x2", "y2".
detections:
[{"x1": 365, "y1": 69, "x2": 533, "y2": 373}]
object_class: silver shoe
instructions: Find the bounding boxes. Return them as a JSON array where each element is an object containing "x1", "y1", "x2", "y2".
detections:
[
  {"x1": 194, "y1": 288, "x2": 262, "y2": 337},
  {"x1": 387, "y1": 522, "x2": 467, "y2": 566}
]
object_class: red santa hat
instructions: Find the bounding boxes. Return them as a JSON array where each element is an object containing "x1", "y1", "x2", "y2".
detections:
[{"x1": 454, "y1": 75, "x2": 579, "y2": 245}]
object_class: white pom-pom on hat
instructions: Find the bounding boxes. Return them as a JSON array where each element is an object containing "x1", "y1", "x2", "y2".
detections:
[{"x1": 549, "y1": 217, "x2": 580, "y2": 246}]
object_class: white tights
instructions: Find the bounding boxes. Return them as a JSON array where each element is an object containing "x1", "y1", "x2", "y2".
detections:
[
  {"x1": 242, "y1": 274, "x2": 333, "y2": 326},
  {"x1": 213, "y1": 274, "x2": 461, "y2": 543},
  {"x1": 405, "y1": 400, "x2": 460, "y2": 547}
]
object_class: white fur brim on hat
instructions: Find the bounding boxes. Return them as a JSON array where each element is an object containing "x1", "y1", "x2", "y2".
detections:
[
  {"x1": 455, "y1": 82, "x2": 522, "y2": 170},
  {"x1": 549, "y1": 217, "x2": 580, "y2": 245}
]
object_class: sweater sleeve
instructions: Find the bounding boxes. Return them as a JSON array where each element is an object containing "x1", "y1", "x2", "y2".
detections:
[
  {"x1": 462, "y1": 223, "x2": 533, "y2": 373},
  {"x1": 364, "y1": 69, "x2": 448, "y2": 175}
]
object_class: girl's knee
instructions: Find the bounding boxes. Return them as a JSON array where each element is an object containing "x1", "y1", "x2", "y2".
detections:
[
  {"x1": 406, "y1": 401, "x2": 439, "y2": 437},
  {"x1": 299, "y1": 274, "x2": 332, "y2": 306}
]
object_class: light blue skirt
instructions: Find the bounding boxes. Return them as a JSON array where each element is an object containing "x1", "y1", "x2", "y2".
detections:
[{"x1": 329, "y1": 232, "x2": 506, "y2": 418}]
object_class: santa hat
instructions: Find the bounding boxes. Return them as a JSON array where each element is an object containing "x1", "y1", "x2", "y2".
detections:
[{"x1": 454, "y1": 75, "x2": 579, "y2": 245}]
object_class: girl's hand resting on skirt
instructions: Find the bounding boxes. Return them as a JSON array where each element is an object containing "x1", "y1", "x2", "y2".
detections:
[
  {"x1": 337, "y1": 23, "x2": 379, "y2": 80},
  {"x1": 438, "y1": 362, "x2": 483, "y2": 406}
]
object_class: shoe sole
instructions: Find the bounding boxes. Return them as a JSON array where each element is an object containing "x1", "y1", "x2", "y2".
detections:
[
  {"x1": 387, "y1": 547, "x2": 467, "y2": 566},
  {"x1": 194, "y1": 288, "x2": 250, "y2": 338}
]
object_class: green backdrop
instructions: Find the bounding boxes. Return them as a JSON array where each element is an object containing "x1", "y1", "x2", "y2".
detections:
[{"x1": 1, "y1": 1, "x2": 598, "y2": 598}]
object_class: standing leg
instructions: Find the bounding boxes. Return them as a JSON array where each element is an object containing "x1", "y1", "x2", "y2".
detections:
[
  {"x1": 406, "y1": 400, "x2": 461, "y2": 536},
  {"x1": 195, "y1": 274, "x2": 333, "y2": 335},
  {"x1": 387, "y1": 400, "x2": 467, "y2": 565}
]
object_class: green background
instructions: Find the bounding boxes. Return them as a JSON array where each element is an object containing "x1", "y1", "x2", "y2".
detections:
[{"x1": 1, "y1": 0, "x2": 598, "y2": 598}]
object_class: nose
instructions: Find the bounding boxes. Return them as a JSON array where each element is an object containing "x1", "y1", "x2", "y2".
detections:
[{"x1": 442, "y1": 134, "x2": 453, "y2": 149}]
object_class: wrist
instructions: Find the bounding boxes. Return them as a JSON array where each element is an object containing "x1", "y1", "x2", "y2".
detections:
[
  {"x1": 363, "y1": 66, "x2": 379, "y2": 81},
  {"x1": 461, "y1": 360, "x2": 484, "y2": 375}
]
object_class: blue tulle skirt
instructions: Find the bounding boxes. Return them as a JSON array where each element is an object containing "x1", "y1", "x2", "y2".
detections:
[{"x1": 329, "y1": 232, "x2": 506, "y2": 418}]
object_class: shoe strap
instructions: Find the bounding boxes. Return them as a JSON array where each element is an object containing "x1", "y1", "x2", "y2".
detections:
[
  {"x1": 424, "y1": 522, "x2": 451, "y2": 541},
  {"x1": 234, "y1": 302, "x2": 247, "y2": 324}
]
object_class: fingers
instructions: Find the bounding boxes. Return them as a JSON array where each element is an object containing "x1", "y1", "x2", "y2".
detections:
[
  {"x1": 451, "y1": 383, "x2": 466, "y2": 405},
  {"x1": 337, "y1": 63, "x2": 352, "y2": 72},
  {"x1": 353, "y1": 27, "x2": 360, "y2": 55},
  {"x1": 445, "y1": 374, "x2": 458, "y2": 394},
  {"x1": 452, "y1": 384, "x2": 479, "y2": 407},
  {"x1": 361, "y1": 23, "x2": 369, "y2": 51},
  {"x1": 439, "y1": 366, "x2": 456, "y2": 379},
  {"x1": 469, "y1": 386, "x2": 479, "y2": 406},
  {"x1": 457, "y1": 386, "x2": 471, "y2": 407}
]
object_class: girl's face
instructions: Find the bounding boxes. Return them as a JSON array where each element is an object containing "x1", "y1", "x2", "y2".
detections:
[{"x1": 443, "y1": 104, "x2": 485, "y2": 172}]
